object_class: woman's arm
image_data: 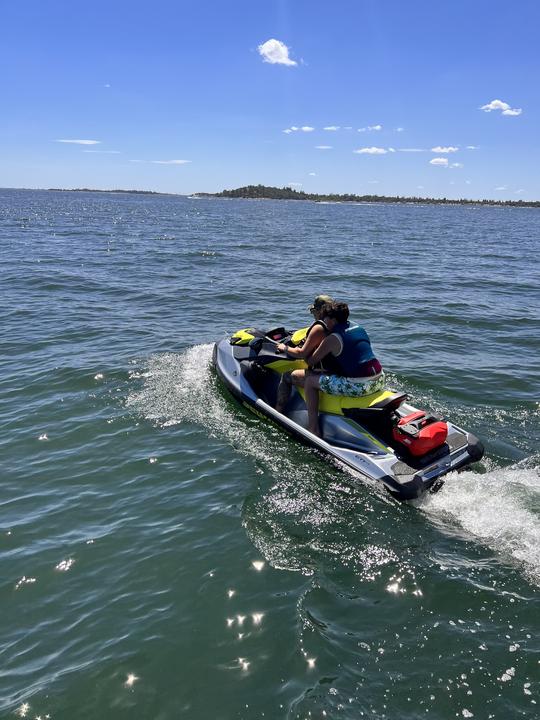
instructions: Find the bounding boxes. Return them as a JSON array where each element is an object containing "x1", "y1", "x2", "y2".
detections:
[
  {"x1": 278, "y1": 324, "x2": 325, "y2": 358},
  {"x1": 306, "y1": 334, "x2": 340, "y2": 367}
]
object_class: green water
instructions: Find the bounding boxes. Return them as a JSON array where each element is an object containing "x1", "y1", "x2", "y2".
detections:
[{"x1": 1, "y1": 189, "x2": 539, "y2": 718}]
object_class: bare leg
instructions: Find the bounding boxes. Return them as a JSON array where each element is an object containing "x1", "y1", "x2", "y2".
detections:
[
  {"x1": 290, "y1": 369, "x2": 306, "y2": 387},
  {"x1": 275, "y1": 372, "x2": 292, "y2": 413},
  {"x1": 276, "y1": 369, "x2": 308, "y2": 412},
  {"x1": 304, "y1": 373, "x2": 322, "y2": 436},
  {"x1": 278, "y1": 370, "x2": 321, "y2": 436}
]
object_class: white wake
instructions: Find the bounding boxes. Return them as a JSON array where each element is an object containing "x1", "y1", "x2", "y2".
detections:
[{"x1": 420, "y1": 461, "x2": 540, "y2": 584}]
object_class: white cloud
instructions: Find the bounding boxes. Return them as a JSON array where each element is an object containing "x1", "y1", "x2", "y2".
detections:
[
  {"x1": 430, "y1": 157, "x2": 449, "y2": 167},
  {"x1": 83, "y1": 150, "x2": 120, "y2": 154},
  {"x1": 308, "y1": 172, "x2": 317, "y2": 176},
  {"x1": 431, "y1": 146, "x2": 458, "y2": 153},
  {"x1": 323, "y1": 126, "x2": 340, "y2": 131},
  {"x1": 283, "y1": 125, "x2": 314, "y2": 133},
  {"x1": 151, "y1": 159, "x2": 191, "y2": 165},
  {"x1": 354, "y1": 147, "x2": 388, "y2": 154},
  {"x1": 130, "y1": 158, "x2": 191, "y2": 165},
  {"x1": 289, "y1": 182, "x2": 302, "y2": 186},
  {"x1": 481, "y1": 99, "x2": 510, "y2": 112},
  {"x1": 515, "y1": 188, "x2": 525, "y2": 194},
  {"x1": 417, "y1": 185, "x2": 424, "y2": 189},
  {"x1": 398, "y1": 148, "x2": 426, "y2": 152},
  {"x1": 258, "y1": 39, "x2": 297, "y2": 66},
  {"x1": 56, "y1": 139, "x2": 101, "y2": 145},
  {"x1": 465, "y1": 180, "x2": 471, "y2": 184},
  {"x1": 480, "y1": 99, "x2": 522, "y2": 116},
  {"x1": 494, "y1": 186, "x2": 507, "y2": 191},
  {"x1": 388, "y1": 147, "x2": 396, "y2": 153},
  {"x1": 466, "y1": 145, "x2": 479, "y2": 150},
  {"x1": 357, "y1": 124, "x2": 382, "y2": 132},
  {"x1": 343, "y1": 126, "x2": 353, "y2": 130},
  {"x1": 315, "y1": 145, "x2": 333, "y2": 150},
  {"x1": 368, "y1": 180, "x2": 380, "y2": 184},
  {"x1": 395, "y1": 127, "x2": 404, "y2": 132},
  {"x1": 450, "y1": 162, "x2": 464, "y2": 168}
]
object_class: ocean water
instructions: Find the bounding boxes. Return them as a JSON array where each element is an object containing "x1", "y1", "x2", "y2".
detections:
[{"x1": 1, "y1": 188, "x2": 539, "y2": 719}]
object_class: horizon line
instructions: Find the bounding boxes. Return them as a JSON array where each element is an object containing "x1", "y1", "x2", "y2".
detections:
[{"x1": 1, "y1": 185, "x2": 538, "y2": 206}]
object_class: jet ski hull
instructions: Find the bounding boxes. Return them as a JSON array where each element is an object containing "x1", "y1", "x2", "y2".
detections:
[{"x1": 213, "y1": 336, "x2": 484, "y2": 501}]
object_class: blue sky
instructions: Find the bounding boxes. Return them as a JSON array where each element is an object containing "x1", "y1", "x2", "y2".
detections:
[{"x1": 1, "y1": 0, "x2": 539, "y2": 200}]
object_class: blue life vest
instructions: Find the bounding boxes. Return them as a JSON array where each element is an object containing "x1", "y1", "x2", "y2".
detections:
[{"x1": 331, "y1": 322, "x2": 377, "y2": 376}]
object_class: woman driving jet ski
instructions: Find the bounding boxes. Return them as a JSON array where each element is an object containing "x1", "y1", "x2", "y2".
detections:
[
  {"x1": 281, "y1": 300, "x2": 384, "y2": 436},
  {"x1": 274, "y1": 294, "x2": 333, "y2": 411},
  {"x1": 276, "y1": 294, "x2": 333, "y2": 359}
]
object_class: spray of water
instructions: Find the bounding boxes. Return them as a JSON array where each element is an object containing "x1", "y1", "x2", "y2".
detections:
[
  {"x1": 420, "y1": 462, "x2": 540, "y2": 584},
  {"x1": 127, "y1": 344, "x2": 334, "y2": 488},
  {"x1": 128, "y1": 344, "x2": 266, "y2": 452},
  {"x1": 127, "y1": 344, "x2": 540, "y2": 583}
]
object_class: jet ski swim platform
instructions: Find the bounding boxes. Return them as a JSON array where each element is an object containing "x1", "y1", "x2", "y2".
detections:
[{"x1": 213, "y1": 328, "x2": 484, "y2": 501}]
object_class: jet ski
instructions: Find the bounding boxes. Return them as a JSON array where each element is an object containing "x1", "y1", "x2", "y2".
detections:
[{"x1": 213, "y1": 326, "x2": 484, "y2": 500}]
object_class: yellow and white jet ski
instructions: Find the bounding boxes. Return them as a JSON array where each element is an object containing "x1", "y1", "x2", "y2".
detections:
[{"x1": 213, "y1": 327, "x2": 483, "y2": 500}]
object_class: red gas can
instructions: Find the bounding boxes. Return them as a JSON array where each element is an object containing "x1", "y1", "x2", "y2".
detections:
[{"x1": 392, "y1": 411, "x2": 448, "y2": 457}]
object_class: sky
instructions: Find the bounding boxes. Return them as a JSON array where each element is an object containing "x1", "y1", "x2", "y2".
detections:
[{"x1": 1, "y1": 0, "x2": 539, "y2": 200}]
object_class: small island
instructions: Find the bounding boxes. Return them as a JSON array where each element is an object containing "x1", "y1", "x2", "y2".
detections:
[{"x1": 197, "y1": 184, "x2": 540, "y2": 208}]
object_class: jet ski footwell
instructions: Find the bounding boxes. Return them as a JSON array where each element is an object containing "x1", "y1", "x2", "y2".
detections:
[{"x1": 212, "y1": 335, "x2": 484, "y2": 500}]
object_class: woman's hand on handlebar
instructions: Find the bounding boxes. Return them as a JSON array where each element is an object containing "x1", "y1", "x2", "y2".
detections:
[{"x1": 276, "y1": 343, "x2": 286, "y2": 354}]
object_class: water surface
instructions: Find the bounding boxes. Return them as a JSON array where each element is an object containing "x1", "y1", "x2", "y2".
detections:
[{"x1": 1, "y1": 189, "x2": 539, "y2": 718}]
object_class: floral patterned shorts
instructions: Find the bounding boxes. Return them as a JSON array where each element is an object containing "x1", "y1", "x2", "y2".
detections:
[{"x1": 319, "y1": 372, "x2": 385, "y2": 397}]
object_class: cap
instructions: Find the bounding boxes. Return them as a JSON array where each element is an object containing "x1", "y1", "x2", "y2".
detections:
[{"x1": 308, "y1": 294, "x2": 333, "y2": 311}]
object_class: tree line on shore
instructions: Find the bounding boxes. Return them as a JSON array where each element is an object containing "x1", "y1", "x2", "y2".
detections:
[
  {"x1": 39, "y1": 185, "x2": 539, "y2": 207},
  {"x1": 203, "y1": 184, "x2": 539, "y2": 208}
]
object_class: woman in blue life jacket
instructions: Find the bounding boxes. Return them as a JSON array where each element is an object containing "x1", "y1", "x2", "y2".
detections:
[
  {"x1": 274, "y1": 294, "x2": 333, "y2": 412},
  {"x1": 285, "y1": 301, "x2": 384, "y2": 436}
]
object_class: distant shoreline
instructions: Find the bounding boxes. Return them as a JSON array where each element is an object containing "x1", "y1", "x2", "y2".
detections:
[
  {"x1": 2, "y1": 185, "x2": 539, "y2": 208},
  {"x1": 47, "y1": 188, "x2": 176, "y2": 196},
  {"x1": 198, "y1": 184, "x2": 540, "y2": 209}
]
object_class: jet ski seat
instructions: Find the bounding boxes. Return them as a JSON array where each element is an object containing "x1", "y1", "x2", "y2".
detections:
[
  {"x1": 366, "y1": 392, "x2": 408, "y2": 412},
  {"x1": 342, "y1": 392, "x2": 407, "y2": 420}
]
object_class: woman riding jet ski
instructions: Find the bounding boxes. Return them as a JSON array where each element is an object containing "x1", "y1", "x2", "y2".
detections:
[
  {"x1": 275, "y1": 301, "x2": 385, "y2": 436},
  {"x1": 213, "y1": 306, "x2": 484, "y2": 501}
]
